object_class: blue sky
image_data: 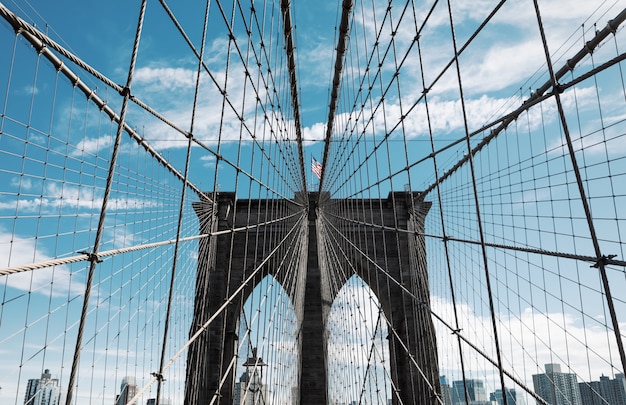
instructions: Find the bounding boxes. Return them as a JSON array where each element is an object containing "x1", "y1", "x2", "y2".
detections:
[{"x1": 1, "y1": 0, "x2": 626, "y2": 404}]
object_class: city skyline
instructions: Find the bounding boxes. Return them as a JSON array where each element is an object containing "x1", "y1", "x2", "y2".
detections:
[
  {"x1": 0, "y1": 0, "x2": 624, "y2": 404},
  {"x1": 23, "y1": 369, "x2": 59, "y2": 405}
]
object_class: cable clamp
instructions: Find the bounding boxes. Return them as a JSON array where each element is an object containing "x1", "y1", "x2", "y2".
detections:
[
  {"x1": 151, "y1": 372, "x2": 166, "y2": 382},
  {"x1": 451, "y1": 328, "x2": 462, "y2": 335},
  {"x1": 79, "y1": 251, "x2": 102, "y2": 263},
  {"x1": 608, "y1": 18, "x2": 619, "y2": 34},
  {"x1": 591, "y1": 254, "x2": 617, "y2": 268},
  {"x1": 553, "y1": 82, "x2": 564, "y2": 94}
]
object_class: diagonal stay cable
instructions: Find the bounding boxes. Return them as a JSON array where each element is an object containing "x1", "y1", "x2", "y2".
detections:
[
  {"x1": 208, "y1": 222, "x2": 305, "y2": 405},
  {"x1": 324, "y1": 211, "x2": 626, "y2": 268},
  {"x1": 322, "y1": 0, "x2": 507, "y2": 195},
  {"x1": 532, "y1": 0, "x2": 626, "y2": 375},
  {"x1": 0, "y1": 210, "x2": 304, "y2": 276},
  {"x1": 334, "y1": 43, "x2": 626, "y2": 201},
  {"x1": 318, "y1": 219, "x2": 407, "y2": 404},
  {"x1": 0, "y1": 3, "x2": 299, "y2": 201},
  {"x1": 64, "y1": 1, "x2": 148, "y2": 403},
  {"x1": 280, "y1": 0, "x2": 307, "y2": 193},
  {"x1": 319, "y1": 209, "x2": 551, "y2": 405},
  {"x1": 209, "y1": 0, "x2": 304, "y2": 189},
  {"x1": 157, "y1": 0, "x2": 303, "y2": 194},
  {"x1": 420, "y1": 7, "x2": 626, "y2": 199},
  {"x1": 155, "y1": 0, "x2": 213, "y2": 401},
  {"x1": 0, "y1": 3, "x2": 205, "y2": 198},
  {"x1": 322, "y1": 4, "x2": 626, "y2": 201},
  {"x1": 126, "y1": 209, "x2": 307, "y2": 405},
  {"x1": 318, "y1": 0, "x2": 354, "y2": 196}
]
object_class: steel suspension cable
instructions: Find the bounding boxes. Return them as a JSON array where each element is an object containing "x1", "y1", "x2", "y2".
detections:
[
  {"x1": 154, "y1": 0, "x2": 213, "y2": 402},
  {"x1": 126, "y1": 210, "x2": 306, "y2": 404},
  {"x1": 64, "y1": 1, "x2": 148, "y2": 404},
  {"x1": 444, "y1": 0, "x2": 510, "y2": 401},
  {"x1": 532, "y1": 0, "x2": 626, "y2": 376}
]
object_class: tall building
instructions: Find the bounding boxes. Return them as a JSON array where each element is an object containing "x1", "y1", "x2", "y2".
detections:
[
  {"x1": 532, "y1": 363, "x2": 582, "y2": 405},
  {"x1": 579, "y1": 373, "x2": 626, "y2": 405},
  {"x1": 24, "y1": 369, "x2": 60, "y2": 405},
  {"x1": 617, "y1": 374, "x2": 626, "y2": 405},
  {"x1": 115, "y1": 376, "x2": 137, "y2": 405},
  {"x1": 439, "y1": 376, "x2": 452, "y2": 405},
  {"x1": 234, "y1": 370, "x2": 267, "y2": 405},
  {"x1": 451, "y1": 379, "x2": 490, "y2": 405},
  {"x1": 490, "y1": 388, "x2": 526, "y2": 405}
]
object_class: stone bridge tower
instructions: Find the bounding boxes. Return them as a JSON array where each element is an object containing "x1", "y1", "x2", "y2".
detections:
[{"x1": 184, "y1": 191, "x2": 440, "y2": 404}]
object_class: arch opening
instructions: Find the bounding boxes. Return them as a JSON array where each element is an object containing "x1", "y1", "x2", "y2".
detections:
[
  {"x1": 234, "y1": 274, "x2": 299, "y2": 405},
  {"x1": 327, "y1": 274, "x2": 392, "y2": 404}
]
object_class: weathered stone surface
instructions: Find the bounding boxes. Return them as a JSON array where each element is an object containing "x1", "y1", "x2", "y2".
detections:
[{"x1": 185, "y1": 191, "x2": 440, "y2": 405}]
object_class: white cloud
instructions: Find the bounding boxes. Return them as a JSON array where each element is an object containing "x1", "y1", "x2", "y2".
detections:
[
  {"x1": 109, "y1": 225, "x2": 135, "y2": 249},
  {"x1": 432, "y1": 295, "x2": 624, "y2": 393},
  {"x1": 133, "y1": 66, "x2": 196, "y2": 91},
  {"x1": 72, "y1": 135, "x2": 113, "y2": 156},
  {"x1": 302, "y1": 121, "x2": 326, "y2": 143},
  {"x1": 459, "y1": 40, "x2": 546, "y2": 95},
  {"x1": 22, "y1": 84, "x2": 39, "y2": 95},
  {"x1": 347, "y1": 0, "x2": 620, "y2": 103},
  {"x1": 199, "y1": 154, "x2": 216, "y2": 167},
  {"x1": 0, "y1": 229, "x2": 85, "y2": 296},
  {"x1": 296, "y1": 40, "x2": 335, "y2": 89},
  {"x1": 131, "y1": 62, "x2": 277, "y2": 149},
  {"x1": 545, "y1": 87, "x2": 626, "y2": 155},
  {"x1": 0, "y1": 182, "x2": 160, "y2": 214},
  {"x1": 10, "y1": 176, "x2": 34, "y2": 190},
  {"x1": 315, "y1": 88, "x2": 576, "y2": 141}
]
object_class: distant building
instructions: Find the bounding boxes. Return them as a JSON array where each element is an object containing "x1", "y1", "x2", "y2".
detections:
[
  {"x1": 23, "y1": 369, "x2": 60, "y2": 405},
  {"x1": 146, "y1": 398, "x2": 172, "y2": 405},
  {"x1": 532, "y1": 363, "x2": 582, "y2": 405},
  {"x1": 439, "y1": 376, "x2": 452, "y2": 405},
  {"x1": 451, "y1": 378, "x2": 490, "y2": 405},
  {"x1": 115, "y1": 376, "x2": 137, "y2": 405},
  {"x1": 234, "y1": 370, "x2": 267, "y2": 405},
  {"x1": 146, "y1": 399, "x2": 171, "y2": 405},
  {"x1": 490, "y1": 388, "x2": 526, "y2": 405},
  {"x1": 579, "y1": 373, "x2": 626, "y2": 405}
]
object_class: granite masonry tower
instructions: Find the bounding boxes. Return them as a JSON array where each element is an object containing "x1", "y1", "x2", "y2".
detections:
[{"x1": 184, "y1": 191, "x2": 440, "y2": 404}]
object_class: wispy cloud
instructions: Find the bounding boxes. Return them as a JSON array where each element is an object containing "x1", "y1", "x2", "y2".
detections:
[
  {"x1": 134, "y1": 66, "x2": 196, "y2": 91},
  {"x1": 22, "y1": 84, "x2": 39, "y2": 95},
  {"x1": 432, "y1": 295, "x2": 624, "y2": 390},
  {"x1": 199, "y1": 154, "x2": 216, "y2": 167},
  {"x1": 72, "y1": 135, "x2": 113, "y2": 156},
  {"x1": 0, "y1": 181, "x2": 160, "y2": 214},
  {"x1": 0, "y1": 229, "x2": 86, "y2": 296}
]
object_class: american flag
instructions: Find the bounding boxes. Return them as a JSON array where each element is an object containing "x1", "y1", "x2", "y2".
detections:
[{"x1": 311, "y1": 157, "x2": 322, "y2": 179}]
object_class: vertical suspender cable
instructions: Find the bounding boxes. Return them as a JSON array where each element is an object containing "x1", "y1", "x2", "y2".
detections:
[
  {"x1": 280, "y1": 0, "x2": 307, "y2": 194},
  {"x1": 410, "y1": 1, "x2": 470, "y2": 402},
  {"x1": 318, "y1": 0, "x2": 354, "y2": 197},
  {"x1": 531, "y1": 0, "x2": 626, "y2": 375},
  {"x1": 444, "y1": 0, "x2": 509, "y2": 403},
  {"x1": 154, "y1": 0, "x2": 212, "y2": 403},
  {"x1": 64, "y1": 1, "x2": 148, "y2": 404}
]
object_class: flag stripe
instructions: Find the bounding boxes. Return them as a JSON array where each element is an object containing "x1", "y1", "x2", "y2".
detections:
[{"x1": 311, "y1": 157, "x2": 322, "y2": 179}]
